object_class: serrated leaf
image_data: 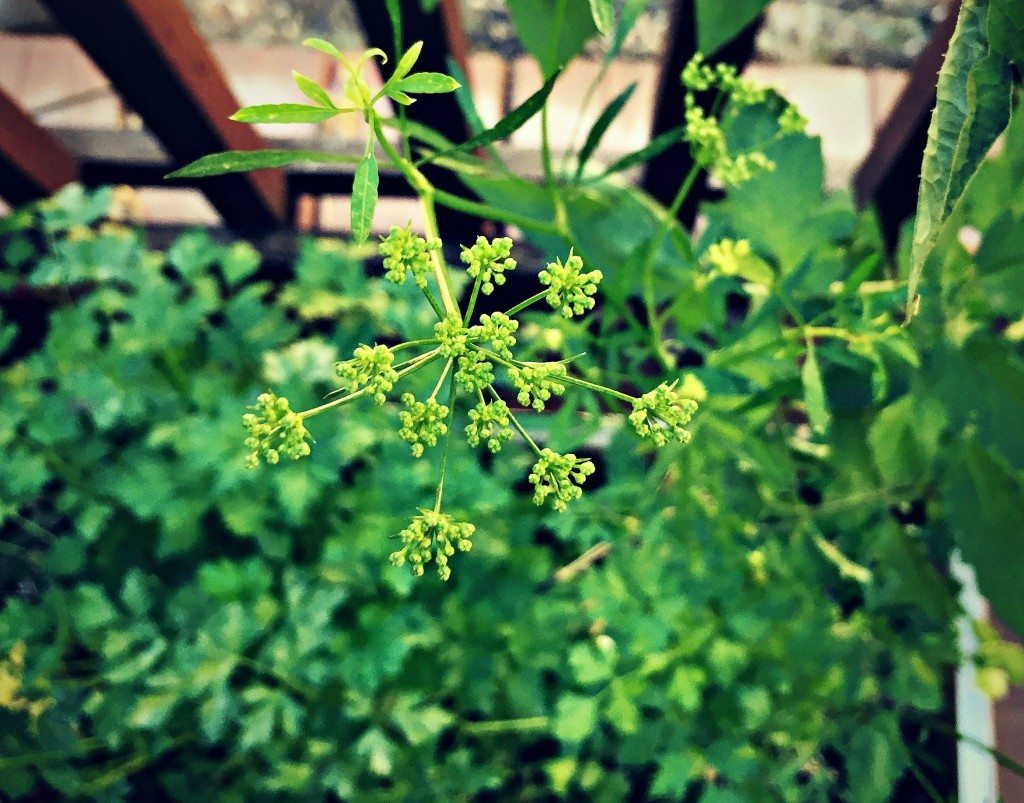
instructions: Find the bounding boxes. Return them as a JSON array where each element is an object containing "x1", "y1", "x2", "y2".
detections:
[
  {"x1": 574, "y1": 82, "x2": 636, "y2": 180},
  {"x1": 166, "y1": 149, "x2": 360, "y2": 179},
  {"x1": 907, "y1": 0, "x2": 1012, "y2": 319},
  {"x1": 231, "y1": 103, "x2": 341, "y2": 124},
  {"x1": 418, "y1": 69, "x2": 562, "y2": 166},
  {"x1": 351, "y1": 152, "x2": 378, "y2": 243},
  {"x1": 293, "y1": 71, "x2": 335, "y2": 108},
  {"x1": 589, "y1": 0, "x2": 615, "y2": 35},
  {"x1": 801, "y1": 341, "x2": 830, "y2": 433},
  {"x1": 392, "y1": 72, "x2": 460, "y2": 94}
]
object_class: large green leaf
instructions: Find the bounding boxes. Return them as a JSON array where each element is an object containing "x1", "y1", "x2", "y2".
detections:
[
  {"x1": 946, "y1": 439, "x2": 1024, "y2": 635},
  {"x1": 696, "y1": 0, "x2": 770, "y2": 55},
  {"x1": 507, "y1": 0, "x2": 598, "y2": 75},
  {"x1": 166, "y1": 149, "x2": 360, "y2": 179},
  {"x1": 907, "y1": 0, "x2": 1013, "y2": 318},
  {"x1": 988, "y1": 0, "x2": 1024, "y2": 64}
]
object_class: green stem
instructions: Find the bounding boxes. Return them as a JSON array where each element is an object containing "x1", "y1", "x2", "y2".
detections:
[
  {"x1": 558, "y1": 372, "x2": 634, "y2": 404},
  {"x1": 370, "y1": 113, "x2": 460, "y2": 318},
  {"x1": 433, "y1": 374, "x2": 458, "y2": 512},
  {"x1": 461, "y1": 716, "x2": 550, "y2": 735},
  {"x1": 503, "y1": 289, "x2": 550, "y2": 318},
  {"x1": 430, "y1": 358, "x2": 454, "y2": 401},
  {"x1": 463, "y1": 276, "x2": 483, "y2": 326},
  {"x1": 301, "y1": 349, "x2": 440, "y2": 419},
  {"x1": 488, "y1": 385, "x2": 542, "y2": 455},
  {"x1": 391, "y1": 338, "x2": 439, "y2": 352},
  {"x1": 432, "y1": 189, "x2": 567, "y2": 240}
]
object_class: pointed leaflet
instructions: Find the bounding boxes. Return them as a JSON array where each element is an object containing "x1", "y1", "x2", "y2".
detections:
[
  {"x1": 589, "y1": 0, "x2": 615, "y2": 35},
  {"x1": 607, "y1": 0, "x2": 651, "y2": 62},
  {"x1": 417, "y1": 69, "x2": 562, "y2": 166},
  {"x1": 801, "y1": 341, "x2": 830, "y2": 433},
  {"x1": 231, "y1": 103, "x2": 342, "y2": 123},
  {"x1": 574, "y1": 82, "x2": 637, "y2": 180},
  {"x1": 303, "y1": 37, "x2": 347, "y2": 62},
  {"x1": 907, "y1": 0, "x2": 1012, "y2": 319},
  {"x1": 596, "y1": 123, "x2": 687, "y2": 179},
  {"x1": 166, "y1": 150, "x2": 360, "y2": 179},
  {"x1": 293, "y1": 71, "x2": 335, "y2": 108},
  {"x1": 392, "y1": 73, "x2": 460, "y2": 94},
  {"x1": 351, "y1": 151, "x2": 379, "y2": 244}
]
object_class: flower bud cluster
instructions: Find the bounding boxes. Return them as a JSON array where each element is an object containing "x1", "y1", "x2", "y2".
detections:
[
  {"x1": 455, "y1": 348, "x2": 494, "y2": 392},
  {"x1": 390, "y1": 509, "x2": 474, "y2": 581},
  {"x1": 243, "y1": 392, "x2": 312, "y2": 468},
  {"x1": 529, "y1": 448, "x2": 596, "y2": 512},
  {"x1": 434, "y1": 315, "x2": 470, "y2": 358},
  {"x1": 461, "y1": 235, "x2": 516, "y2": 295},
  {"x1": 465, "y1": 399, "x2": 514, "y2": 452},
  {"x1": 508, "y1": 362, "x2": 567, "y2": 411},
  {"x1": 398, "y1": 393, "x2": 449, "y2": 457},
  {"x1": 470, "y1": 312, "x2": 518, "y2": 358},
  {"x1": 538, "y1": 253, "x2": 603, "y2": 318},
  {"x1": 716, "y1": 152, "x2": 775, "y2": 187},
  {"x1": 629, "y1": 381, "x2": 700, "y2": 446},
  {"x1": 380, "y1": 225, "x2": 441, "y2": 288},
  {"x1": 336, "y1": 343, "x2": 398, "y2": 405},
  {"x1": 779, "y1": 105, "x2": 808, "y2": 134},
  {"x1": 706, "y1": 239, "x2": 753, "y2": 277}
]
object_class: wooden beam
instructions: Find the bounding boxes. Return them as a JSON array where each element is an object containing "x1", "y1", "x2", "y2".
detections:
[
  {"x1": 39, "y1": 0, "x2": 286, "y2": 230},
  {"x1": 852, "y1": 0, "x2": 961, "y2": 247},
  {"x1": 640, "y1": 0, "x2": 762, "y2": 225},
  {"x1": 0, "y1": 83, "x2": 79, "y2": 205}
]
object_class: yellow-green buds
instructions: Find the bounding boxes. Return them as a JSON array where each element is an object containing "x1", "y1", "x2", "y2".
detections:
[
  {"x1": 398, "y1": 393, "x2": 449, "y2": 457},
  {"x1": 390, "y1": 509, "x2": 474, "y2": 581},
  {"x1": 243, "y1": 392, "x2": 312, "y2": 468},
  {"x1": 538, "y1": 252, "x2": 603, "y2": 318},
  {"x1": 465, "y1": 399, "x2": 514, "y2": 452},
  {"x1": 435, "y1": 315, "x2": 469, "y2": 358},
  {"x1": 471, "y1": 312, "x2": 518, "y2": 358},
  {"x1": 779, "y1": 105, "x2": 808, "y2": 134},
  {"x1": 455, "y1": 349, "x2": 494, "y2": 392},
  {"x1": 682, "y1": 53, "x2": 715, "y2": 92},
  {"x1": 461, "y1": 235, "x2": 516, "y2": 295},
  {"x1": 380, "y1": 225, "x2": 442, "y2": 288},
  {"x1": 706, "y1": 239, "x2": 753, "y2": 277},
  {"x1": 629, "y1": 381, "x2": 699, "y2": 446},
  {"x1": 508, "y1": 362, "x2": 567, "y2": 411},
  {"x1": 529, "y1": 448, "x2": 595, "y2": 512},
  {"x1": 336, "y1": 344, "x2": 398, "y2": 405}
]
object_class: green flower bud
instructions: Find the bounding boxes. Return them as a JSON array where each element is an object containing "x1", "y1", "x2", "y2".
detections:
[
  {"x1": 705, "y1": 239, "x2": 752, "y2": 277},
  {"x1": 528, "y1": 448, "x2": 595, "y2": 512},
  {"x1": 629, "y1": 381, "x2": 699, "y2": 446},
  {"x1": 242, "y1": 392, "x2": 313, "y2": 467},
  {"x1": 685, "y1": 102, "x2": 727, "y2": 168},
  {"x1": 779, "y1": 105, "x2": 808, "y2": 134},
  {"x1": 508, "y1": 362, "x2": 567, "y2": 411},
  {"x1": 470, "y1": 312, "x2": 518, "y2": 358},
  {"x1": 681, "y1": 53, "x2": 715, "y2": 92},
  {"x1": 435, "y1": 315, "x2": 470, "y2": 358},
  {"x1": 716, "y1": 151, "x2": 775, "y2": 187},
  {"x1": 460, "y1": 235, "x2": 516, "y2": 295},
  {"x1": 465, "y1": 399, "x2": 514, "y2": 452},
  {"x1": 379, "y1": 225, "x2": 442, "y2": 288},
  {"x1": 390, "y1": 509, "x2": 475, "y2": 581},
  {"x1": 455, "y1": 348, "x2": 494, "y2": 392},
  {"x1": 336, "y1": 343, "x2": 398, "y2": 405},
  {"x1": 399, "y1": 393, "x2": 449, "y2": 457},
  {"x1": 538, "y1": 252, "x2": 603, "y2": 318}
]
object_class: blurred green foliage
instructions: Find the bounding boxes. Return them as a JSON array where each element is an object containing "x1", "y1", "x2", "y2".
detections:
[{"x1": 0, "y1": 99, "x2": 1023, "y2": 803}]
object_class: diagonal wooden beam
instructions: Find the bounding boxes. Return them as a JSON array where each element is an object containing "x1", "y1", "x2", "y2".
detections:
[
  {"x1": 39, "y1": 0, "x2": 286, "y2": 230},
  {"x1": 0, "y1": 83, "x2": 79, "y2": 205},
  {"x1": 852, "y1": 0, "x2": 961, "y2": 248}
]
